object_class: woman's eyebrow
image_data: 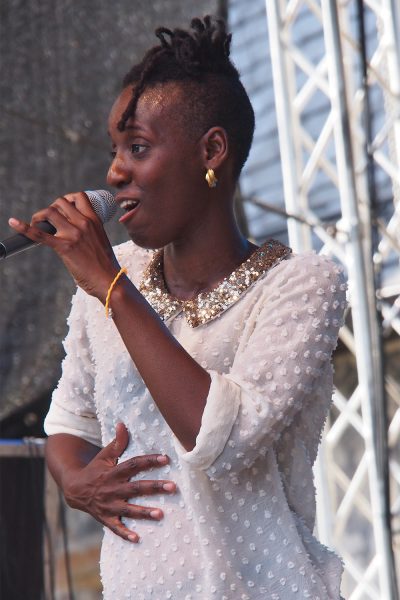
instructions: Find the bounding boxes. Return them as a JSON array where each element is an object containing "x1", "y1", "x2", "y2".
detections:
[{"x1": 107, "y1": 124, "x2": 147, "y2": 135}]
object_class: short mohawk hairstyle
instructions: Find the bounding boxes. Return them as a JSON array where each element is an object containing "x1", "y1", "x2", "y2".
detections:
[{"x1": 118, "y1": 16, "x2": 255, "y2": 178}]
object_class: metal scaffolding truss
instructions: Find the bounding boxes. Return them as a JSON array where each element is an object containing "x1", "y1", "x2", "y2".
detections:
[{"x1": 262, "y1": 0, "x2": 400, "y2": 598}]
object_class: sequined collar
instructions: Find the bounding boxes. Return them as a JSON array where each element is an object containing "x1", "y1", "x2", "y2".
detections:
[{"x1": 139, "y1": 239, "x2": 291, "y2": 327}]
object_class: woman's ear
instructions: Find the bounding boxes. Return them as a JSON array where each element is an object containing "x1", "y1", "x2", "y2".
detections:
[{"x1": 201, "y1": 126, "x2": 229, "y2": 170}]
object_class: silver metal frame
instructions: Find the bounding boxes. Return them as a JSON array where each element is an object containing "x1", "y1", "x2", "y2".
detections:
[{"x1": 264, "y1": 0, "x2": 400, "y2": 597}]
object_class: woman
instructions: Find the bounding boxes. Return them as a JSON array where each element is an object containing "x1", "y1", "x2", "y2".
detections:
[{"x1": 10, "y1": 16, "x2": 347, "y2": 599}]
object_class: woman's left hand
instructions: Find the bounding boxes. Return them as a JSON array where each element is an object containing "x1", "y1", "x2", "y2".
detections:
[{"x1": 8, "y1": 192, "x2": 120, "y2": 301}]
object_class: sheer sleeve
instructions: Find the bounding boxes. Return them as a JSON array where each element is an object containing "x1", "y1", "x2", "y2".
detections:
[
  {"x1": 44, "y1": 288, "x2": 102, "y2": 447},
  {"x1": 175, "y1": 253, "x2": 347, "y2": 479}
]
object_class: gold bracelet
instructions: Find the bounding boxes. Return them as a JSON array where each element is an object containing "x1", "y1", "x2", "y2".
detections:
[{"x1": 105, "y1": 267, "x2": 127, "y2": 318}]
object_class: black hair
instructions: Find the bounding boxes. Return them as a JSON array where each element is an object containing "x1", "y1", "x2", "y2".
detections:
[{"x1": 118, "y1": 16, "x2": 255, "y2": 179}]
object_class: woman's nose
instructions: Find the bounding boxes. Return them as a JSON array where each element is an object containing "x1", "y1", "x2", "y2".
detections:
[{"x1": 107, "y1": 155, "x2": 132, "y2": 188}]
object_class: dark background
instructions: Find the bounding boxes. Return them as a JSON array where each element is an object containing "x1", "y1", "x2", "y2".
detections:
[
  {"x1": 0, "y1": 4, "x2": 223, "y2": 598},
  {"x1": 0, "y1": 0, "x2": 223, "y2": 436}
]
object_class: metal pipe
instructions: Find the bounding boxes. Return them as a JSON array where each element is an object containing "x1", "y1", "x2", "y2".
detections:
[
  {"x1": 322, "y1": 1, "x2": 398, "y2": 596},
  {"x1": 265, "y1": 0, "x2": 310, "y2": 252}
]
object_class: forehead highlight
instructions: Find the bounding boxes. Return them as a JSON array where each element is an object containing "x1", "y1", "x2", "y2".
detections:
[
  {"x1": 110, "y1": 83, "x2": 196, "y2": 139},
  {"x1": 135, "y1": 83, "x2": 189, "y2": 122}
]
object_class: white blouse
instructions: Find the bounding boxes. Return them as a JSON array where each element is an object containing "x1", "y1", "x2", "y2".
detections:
[{"x1": 44, "y1": 240, "x2": 347, "y2": 600}]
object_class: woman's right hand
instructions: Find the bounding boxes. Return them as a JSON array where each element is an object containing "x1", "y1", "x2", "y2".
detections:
[{"x1": 61, "y1": 423, "x2": 176, "y2": 543}]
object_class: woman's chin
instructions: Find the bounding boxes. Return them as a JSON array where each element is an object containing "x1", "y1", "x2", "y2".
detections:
[{"x1": 126, "y1": 230, "x2": 164, "y2": 251}]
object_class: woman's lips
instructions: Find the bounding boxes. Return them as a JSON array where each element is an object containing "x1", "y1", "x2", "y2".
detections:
[{"x1": 117, "y1": 199, "x2": 141, "y2": 223}]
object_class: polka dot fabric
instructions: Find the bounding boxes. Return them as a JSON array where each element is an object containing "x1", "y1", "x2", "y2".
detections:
[{"x1": 45, "y1": 241, "x2": 347, "y2": 599}]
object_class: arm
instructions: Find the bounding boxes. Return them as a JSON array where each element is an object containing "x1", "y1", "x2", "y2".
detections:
[
  {"x1": 10, "y1": 194, "x2": 211, "y2": 450},
  {"x1": 44, "y1": 286, "x2": 176, "y2": 543},
  {"x1": 108, "y1": 278, "x2": 211, "y2": 450},
  {"x1": 172, "y1": 254, "x2": 347, "y2": 479}
]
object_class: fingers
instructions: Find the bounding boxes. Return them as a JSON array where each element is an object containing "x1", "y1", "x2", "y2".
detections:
[
  {"x1": 97, "y1": 426, "x2": 171, "y2": 481},
  {"x1": 35, "y1": 197, "x2": 90, "y2": 226},
  {"x1": 8, "y1": 204, "x2": 87, "y2": 247},
  {"x1": 103, "y1": 501, "x2": 166, "y2": 544},
  {"x1": 114, "y1": 422, "x2": 130, "y2": 455},
  {"x1": 8, "y1": 217, "x2": 58, "y2": 246},
  {"x1": 46, "y1": 194, "x2": 101, "y2": 225},
  {"x1": 116, "y1": 453, "x2": 169, "y2": 478},
  {"x1": 114, "y1": 501, "x2": 164, "y2": 521},
  {"x1": 67, "y1": 191, "x2": 101, "y2": 221},
  {"x1": 99, "y1": 422, "x2": 129, "y2": 464},
  {"x1": 105, "y1": 517, "x2": 140, "y2": 544},
  {"x1": 34, "y1": 191, "x2": 98, "y2": 223},
  {"x1": 8, "y1": 192, "x2": 99, "y2": 242},
  {"x1": 116, "y1": 479, "x2": 176, "y2": 499}
]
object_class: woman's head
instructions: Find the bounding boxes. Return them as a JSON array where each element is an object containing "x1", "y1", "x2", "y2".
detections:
[
  {"x1": 107, "y1": 16, "x2": 255, "y2": 249},
  {"x1": 118, "y1": 16, "x2": 255, "y2": 180}
]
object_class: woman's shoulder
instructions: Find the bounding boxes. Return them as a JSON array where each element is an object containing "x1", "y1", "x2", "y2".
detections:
[
  {"x1": 255, "y1": 249, "x2": 348, "y2": 306},
  {"x1": 247, "y1": 249, "x2": 348, "y2": 327},
  {"x1": 268, "y1": 250, "x2": 346, "y2": 285}
]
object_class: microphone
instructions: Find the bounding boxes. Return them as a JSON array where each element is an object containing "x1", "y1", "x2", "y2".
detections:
[{"x1": 0, "y1": 190, "x2": 117, "y2": 260}]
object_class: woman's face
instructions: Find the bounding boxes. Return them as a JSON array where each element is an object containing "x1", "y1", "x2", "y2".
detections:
[{"x1": 107, "y1": 84, "x2": 210, "y2": 249}]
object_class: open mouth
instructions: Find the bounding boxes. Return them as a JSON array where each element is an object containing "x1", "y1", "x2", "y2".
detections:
[
  {"x1": 120, "y1": 198, "x2": 140, "y2": 212},
  {"x1": 118, "y1": 198, "x2": 141, "y2": 223}
]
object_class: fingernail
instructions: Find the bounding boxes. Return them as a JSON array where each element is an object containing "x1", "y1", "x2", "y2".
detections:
[
  {"x1": 150, "y1": 509, "x2": 162, "y2": 519},
  {"x1": 157, "y1": 455, "x2": 168, "y2": 464},
  {"x1": 162, "y1": 482, "x2": 175, "y2": 492},
  {"x1": 128, "y1": 534, "x2": 139, "y2": 543},
  {"x1": 8, "y1": 218, "x2": 19, "y2": 226}
]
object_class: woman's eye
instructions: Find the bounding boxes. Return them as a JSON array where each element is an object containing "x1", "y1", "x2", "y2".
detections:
[{"x1": 131, "y1": 144, "x2": 146, "y2": 154}]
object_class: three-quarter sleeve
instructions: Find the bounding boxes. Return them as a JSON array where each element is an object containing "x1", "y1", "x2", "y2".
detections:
[
  {"x1": 176, "y1": 254, "x2": 347, "y2": 478},
  {"x1": 44, "y1": 288, "x2": 102, "y2": 447}
]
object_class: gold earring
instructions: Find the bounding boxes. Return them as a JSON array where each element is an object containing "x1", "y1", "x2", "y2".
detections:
[{"x1": 205, "y1": 168, "x2": 218, "y2": 188}]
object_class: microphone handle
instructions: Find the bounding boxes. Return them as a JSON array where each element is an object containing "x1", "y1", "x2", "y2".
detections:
[{"x1": 0, "y1": 221, "x2": 56, "y2": 259}]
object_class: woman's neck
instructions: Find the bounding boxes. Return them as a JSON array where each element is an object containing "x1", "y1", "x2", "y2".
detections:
[{"x1": 162, "y1": 217, "x2": 258, "y2": 300}]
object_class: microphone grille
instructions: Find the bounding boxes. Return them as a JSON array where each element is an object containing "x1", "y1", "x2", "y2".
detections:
[{"x1": 84, "y1": 190, "x2": 117, "y2": 224}]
